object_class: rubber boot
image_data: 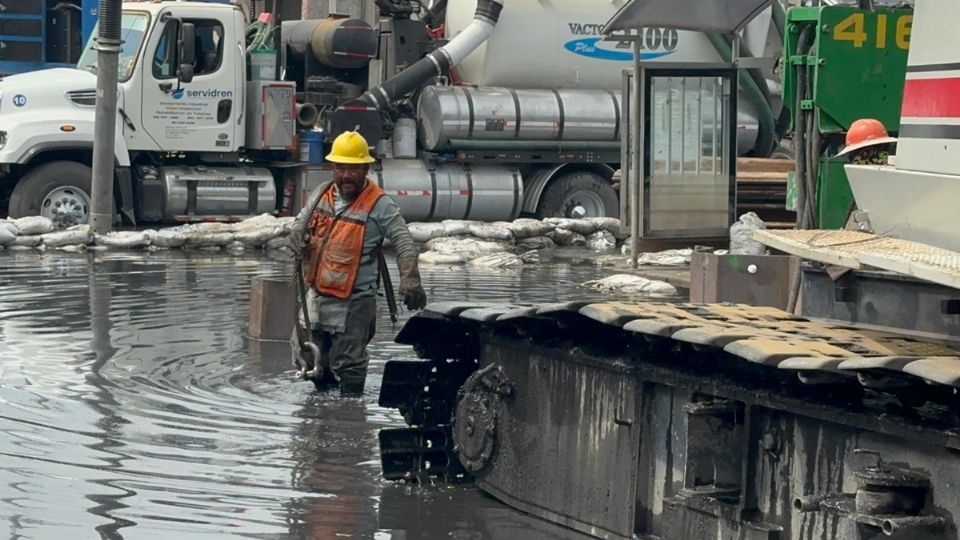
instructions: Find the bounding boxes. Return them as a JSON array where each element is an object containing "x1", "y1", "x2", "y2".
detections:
[
  {"x1": 310, "y1": 368, "x2": 339, "y2": 392},
  {"x1": 339, "y1": 377, "x2": 366, "y2": 397}
]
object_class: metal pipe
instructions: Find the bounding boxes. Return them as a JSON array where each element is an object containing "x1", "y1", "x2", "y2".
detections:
[
  {"x1": 297, "y1": 103, "x2": 320, "y2": 127},
  {"x1": 90, "y1": 0, "x2": 122, "y2": 234},
  {"x1": 793, "y1": 495, "x2": 826, "y2": 512},
  {"x1": 882, "y1": 516, "x2": 945, "y2": 536},
  {"x1": 361, "y1": 0, "x2": 504, "y2": 110},
  {"x1": 630, "y1": 44, "x2": 643, "y2": 268}
]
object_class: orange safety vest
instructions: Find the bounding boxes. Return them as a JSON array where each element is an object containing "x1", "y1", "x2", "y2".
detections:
[{"x1": 303, "y1": 180, "x2": 386, "y2": 299}]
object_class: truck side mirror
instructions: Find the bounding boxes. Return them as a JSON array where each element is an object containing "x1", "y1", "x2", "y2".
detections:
[
  {"x1": 178, "y1": 22, "x2": 196, "y2": 83},
  {"x1": 178, "y1": 63, "x2": 195, "y2": 84}
]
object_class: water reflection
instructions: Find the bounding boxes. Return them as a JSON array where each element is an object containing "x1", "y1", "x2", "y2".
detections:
[{"x1": 0, "y1": 249, "x2": 662, "y2": 538}]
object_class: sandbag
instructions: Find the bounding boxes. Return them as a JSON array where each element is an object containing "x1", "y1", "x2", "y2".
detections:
[
  {"x1": 276, "y1": 217, "x2": 296, "y2": 235},
  {"x1": 408, "y1": 222, "x2": 447, "y2": 243},
  {"x1": 547, "y1": 229, "x2": 586, "y2": 247},
  {"x1": 642, "y1": 280, "x2": 678, "y2": 295},
  {"x1": 234, "y1": 226, "x2": 282, "y2": 247},
  {"x1": 545, "y1": 217, "x2": 598, "y2": 236},
  {"x1": 582, "y1": 274, "x2": 649, "y2": 292},
  {"x1": 171, "y1": 222, "x2": 235, "y2": 235},
  {"x1": 635, "y1": 249, "x2": 693, "y2": 266},
  {"x1": 468, "y1": 252, "x2": 523, "y2": 268},
  {"x1": 418, "y1": 251, "x2": 468, "y2": 265},
  {"x1": 41, "y1": 226, "x2": 91, "y2": 247},
  {"x1": 581, "y1": 274, "x2": 678, "y2": 295},
  {"x1": 586, "y1": 216, "x2": 622, "y2": 232},
  {"x1": 226, "y1": 241, "x2": 246, "y2": 253},
  {"x1": 95, "y1": 231, "x2": 150, "y2": 249},
  {"x1": 0, "y1": 225, "x2": 14, "y2": 246},
  {"x1": 519, "y1": 250, "x2": 541, "y2": 264},
  {"x1": 508, "y1": 218, "x2": 555, "y2": 239},
  {"x1": 265, "y1": 236, "x2": 289, "y2": 251},
  {"x1": 235, "y1": 213, "x2": 279, "y2": 231},
  {"x1": 425, "y1": 237, "x2": 510, "y2": 259},
  {"x1": 441, "y1": 219, "x2": 478, "y2": 236},
  {"x1": 729, "y1": 212, "x2": 767, "y2": 255},
  {"x1": 145, "y1": 229, "x2": 187, "y2": 248},
  {"x1": 586, "y1": 230, "x2": 616, "y2": 251},
  {"x1": 13, "y1": 216, "x2": 55, "y2": 236},
  {"x1": 468, "y1": 223, "x2": 514, "y2": 242},
  {"x1": 517, "y1": 236, "x2": 556, "y2": 251},
  {"x1": 182, "y1": 232, "x2": 235, "y2": 248},
  {"x1": 12, "y1": 235, "x2": 42, "y2": 247}
]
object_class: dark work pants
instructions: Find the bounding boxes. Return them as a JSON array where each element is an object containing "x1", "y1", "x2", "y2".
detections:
[{"x1": 310, "y1": 295, "x2": 377, "y2": 389}]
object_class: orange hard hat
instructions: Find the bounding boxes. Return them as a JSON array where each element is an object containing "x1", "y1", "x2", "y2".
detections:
[{"x1": 837, "y1": 118, "x2": 897, "y2": 156}]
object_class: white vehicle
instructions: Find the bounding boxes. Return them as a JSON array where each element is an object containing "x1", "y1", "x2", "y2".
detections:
[{"x1": 0, "y1": 0, "x2": 783, "y2": 228}]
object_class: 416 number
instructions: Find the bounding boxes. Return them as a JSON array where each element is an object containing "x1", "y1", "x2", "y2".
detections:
[{"x1": 833, "y1": 13, "x2": 912, "y2": 50}]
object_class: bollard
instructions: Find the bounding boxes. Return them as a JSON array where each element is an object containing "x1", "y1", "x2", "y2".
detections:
[{"x1": 248, "y1": 278, "x2": 295, "y2": 341}]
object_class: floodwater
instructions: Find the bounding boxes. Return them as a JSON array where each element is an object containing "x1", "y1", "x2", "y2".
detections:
[{"x1": 0, "y1": 249, "x2": 662, "y2": 539}]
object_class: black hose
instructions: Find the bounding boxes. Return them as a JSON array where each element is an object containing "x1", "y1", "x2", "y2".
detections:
[
  {"x1": 787, "y1": 24, "x2": 815, "y2": 314},
  {"x1": 360, "y1": 0, "x2": 502, "y2": 110}
]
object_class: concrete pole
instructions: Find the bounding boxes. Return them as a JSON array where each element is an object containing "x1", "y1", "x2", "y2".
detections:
[{"x1": 90, "y1": 0, "x2": 122, "y2": 234}]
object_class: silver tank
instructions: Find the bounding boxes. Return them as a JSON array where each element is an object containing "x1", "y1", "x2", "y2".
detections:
[
  {"x1": 161, "y1": 165, "x2": 276, "y2": 221},
  {"x1": 372, "y1": 159, "x2": 521, "y2": 222},
  {"x1": 418, "y1": 86, "x2": 621, "y2": 151}
]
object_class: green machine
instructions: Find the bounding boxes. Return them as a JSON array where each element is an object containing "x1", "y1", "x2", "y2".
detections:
[{"x1": 782, "y1": 5, "x2": 912, "y2": 229}]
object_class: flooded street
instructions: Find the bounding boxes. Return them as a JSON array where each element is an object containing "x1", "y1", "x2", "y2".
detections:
[{"x1": 0, "y1": 249, "x2": 653, "y2": 539}]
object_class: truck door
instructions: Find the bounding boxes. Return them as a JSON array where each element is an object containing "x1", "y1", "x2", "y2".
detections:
[{"x1": 140, "y1": 10, "x2": 240, "y2": 153}]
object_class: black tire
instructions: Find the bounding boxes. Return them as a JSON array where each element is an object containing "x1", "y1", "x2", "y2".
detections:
[
  {"x1": 8, "y1": 161, "x2": 96, "y2": 228},
  {"x1": 535, "y1": 171, "x2": 619, "y2": 219}
]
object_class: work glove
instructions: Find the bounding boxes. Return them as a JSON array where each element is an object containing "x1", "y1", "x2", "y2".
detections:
[
  {"x1": 397, "y1": 254, "x2": 427, "y2": 311},
  {"x1": 286, "y1": 220, "x2": 308, "y2": 255}
]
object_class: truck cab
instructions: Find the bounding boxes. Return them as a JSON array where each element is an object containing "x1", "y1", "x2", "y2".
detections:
[{"x1": 0, "y1": 1, "x2": 285, "y2": 228}]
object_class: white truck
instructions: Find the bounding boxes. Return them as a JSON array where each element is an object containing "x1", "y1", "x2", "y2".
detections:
[{"x1": 0, "y1": 0, "x2": 783, "y2": 228}]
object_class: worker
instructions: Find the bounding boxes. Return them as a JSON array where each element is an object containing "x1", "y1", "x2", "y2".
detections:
[
  {"x1": 836, "y1": 118, "x2": 898, "y2": 165},
  {"x1": 287, "y1": 130, "x2": 427, "y2": 396}
]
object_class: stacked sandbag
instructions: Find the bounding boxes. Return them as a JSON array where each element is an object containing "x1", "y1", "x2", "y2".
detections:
[{"x1": 0, "y1": 214, "x2": 291, "y2": 252}]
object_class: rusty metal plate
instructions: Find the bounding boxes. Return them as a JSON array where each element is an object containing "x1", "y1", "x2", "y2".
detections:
[
  {"x1": 778, "y1": 356, "x2": 852, "y2": 373},
  {"x1": 425, "y1": 302, "x2": 487, "y2": 316},
  {"x1": 838, "y1": 357, "x2": 917, "y2": 371},
  {"x1": 694, "y1": 303, "x2": 798, "y2": 322},
  {"x1": 534, "y1": 302, "x2": 593, "y2": 316},
  {"x1": 495, "y1": 307, "x2": 542, "y2": 321},
  {"x1": 460, "y1": 305, "x2": 530, "y2": 322},
  {"x1": 623, "y1": 318, "x2": 699, "y2": 337},
  {"x1": 579, "y1": 302, "x2": 655, "y2": 326},
  {"x1": 902, "y1": 357, "x2": 960, "y2": 387},
  {"x1": 723, "y1": 338, "x2": 857, "y2": 366},
  {"x1": 671, "y1": 324, "x2": 783, "y2": 347}
]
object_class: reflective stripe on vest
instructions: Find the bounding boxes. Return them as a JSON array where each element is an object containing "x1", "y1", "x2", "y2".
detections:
[{"x1": 303, "y1": 180, "x2": 386, "y2": 299}]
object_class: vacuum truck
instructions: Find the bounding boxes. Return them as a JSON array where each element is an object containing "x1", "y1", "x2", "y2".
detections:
[{"x1": 0, "y1": 0, "x2": 784, "y2": 228}]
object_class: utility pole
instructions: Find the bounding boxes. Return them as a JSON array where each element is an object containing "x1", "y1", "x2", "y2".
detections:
[{"x1": 90, "y1": 0, "x2": 122, "y2": 234}]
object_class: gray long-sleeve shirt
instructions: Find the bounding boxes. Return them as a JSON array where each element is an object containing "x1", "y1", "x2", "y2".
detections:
[{"x1": 297, "y1": 180, "x2": 417, "y2": 332}]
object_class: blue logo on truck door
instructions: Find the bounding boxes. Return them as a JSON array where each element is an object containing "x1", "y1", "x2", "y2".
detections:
[{"x1": 564, "y1": 24, "x2": 679, "y2": 61}]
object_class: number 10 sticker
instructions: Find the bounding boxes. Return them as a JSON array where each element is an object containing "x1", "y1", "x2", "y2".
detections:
[{"x1": 12, "y1": 95, "x2": 27, "y2": 107}]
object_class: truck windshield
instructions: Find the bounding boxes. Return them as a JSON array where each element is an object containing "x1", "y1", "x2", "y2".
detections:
[{"x1": 77, "y1": 12, "x2": 150, "y2": 82}]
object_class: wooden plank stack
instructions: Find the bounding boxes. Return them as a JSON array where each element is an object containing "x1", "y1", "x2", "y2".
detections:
[{"x1": 736, "y1": 158, "x2": 795, "y2": 229}]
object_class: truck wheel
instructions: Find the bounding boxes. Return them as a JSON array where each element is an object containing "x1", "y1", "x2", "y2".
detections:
[
  {"x1": 9, "y1": 161, "x2": 94, "y2": 229},
  {"x1": 536, "y1": 172, "x2": 619, "y2": 219}
]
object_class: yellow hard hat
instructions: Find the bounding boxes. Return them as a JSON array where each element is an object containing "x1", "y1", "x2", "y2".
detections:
[{"x1": 326, "y1": 131, "x2": 376, "y2": 164}]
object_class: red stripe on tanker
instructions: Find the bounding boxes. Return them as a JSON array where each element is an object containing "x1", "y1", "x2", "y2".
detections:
[{"x1": 901, "y1": 77, "x2": 960, "y2": 117}]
